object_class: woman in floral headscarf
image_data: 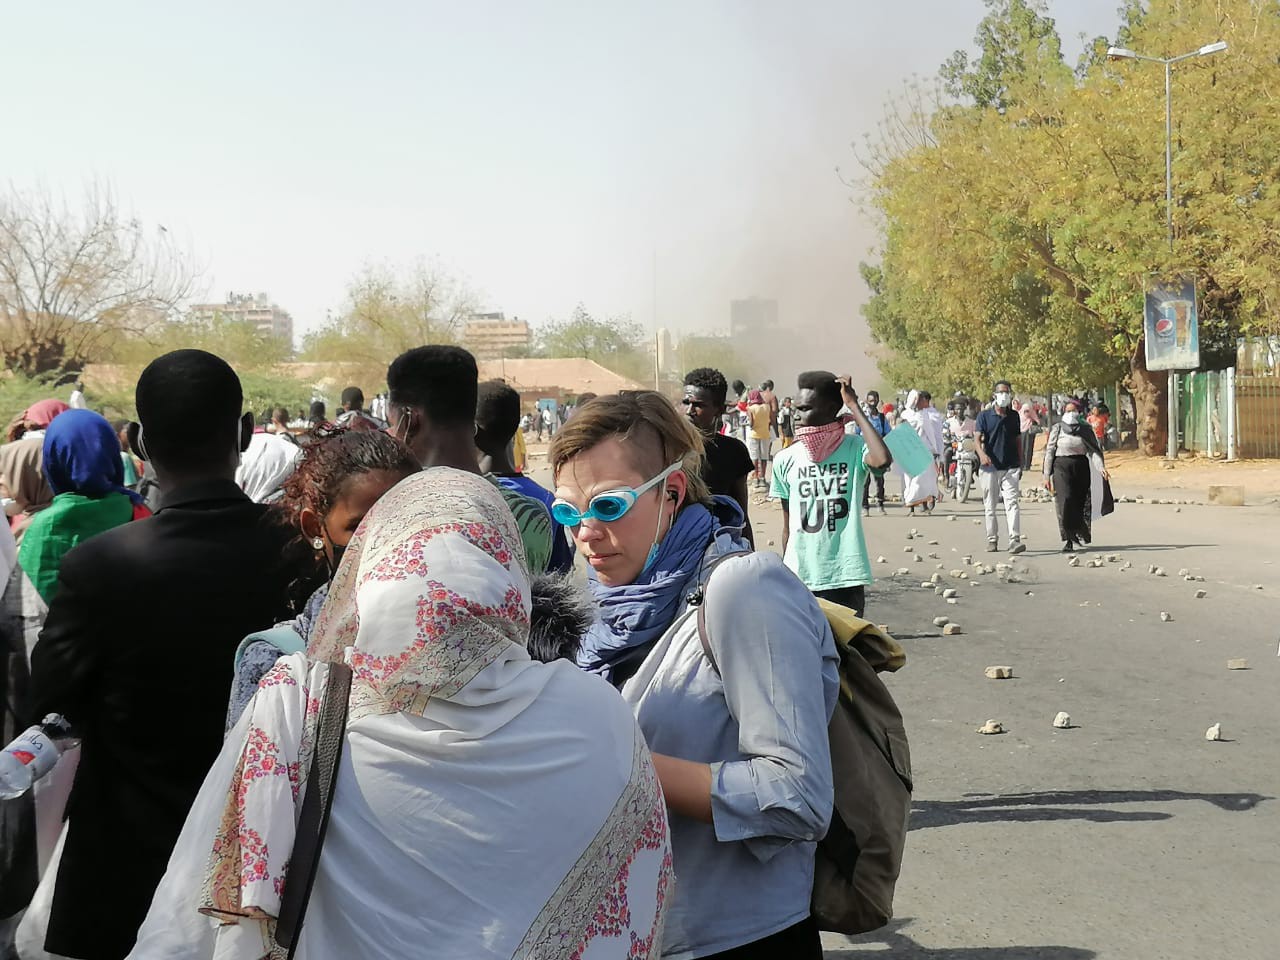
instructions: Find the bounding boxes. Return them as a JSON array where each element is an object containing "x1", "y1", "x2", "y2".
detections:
[{"x1": 129, "y1": 468, "x2": 671, "y2": 960}]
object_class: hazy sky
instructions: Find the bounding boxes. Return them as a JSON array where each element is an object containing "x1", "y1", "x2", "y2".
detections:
[{"x1": 3, "y1": 0, "x2": 1122, "y2": 380}]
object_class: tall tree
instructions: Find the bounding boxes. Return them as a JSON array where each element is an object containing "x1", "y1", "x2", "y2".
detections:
[
  {"x1": 0, "y1": 185, "x2": 195, "y2": 377},
  {"x1": 860, "y1": 0, "x2": 1280, "y2": 455},
  {"x1": 301, "y1": 260, "x2": 475, "y2": 365},
  {"x1": 535, "y1": 304, "x2": 652, "y2": 382}
]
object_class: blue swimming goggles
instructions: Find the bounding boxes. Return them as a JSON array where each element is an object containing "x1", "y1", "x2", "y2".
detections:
[{"x1": 551, "y1": 461, "x2": 683, "y2": 527}]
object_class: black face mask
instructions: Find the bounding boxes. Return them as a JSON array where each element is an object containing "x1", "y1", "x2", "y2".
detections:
[{"x1": 327, "y1": 539, "x2": 347, "y2": 578}]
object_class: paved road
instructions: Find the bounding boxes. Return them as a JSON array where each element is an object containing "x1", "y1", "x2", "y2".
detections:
[
  {"x1": 776, "y1": 489, "x2": 1278, "y2": 960},
  {"x1": 531, "y1": 457, "x2": 1278, "y2": 959}
]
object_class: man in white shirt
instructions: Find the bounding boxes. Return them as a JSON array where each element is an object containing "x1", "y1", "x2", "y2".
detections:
[{"x1": 68, "y1": 380, "x2": 86, "y2": 410}]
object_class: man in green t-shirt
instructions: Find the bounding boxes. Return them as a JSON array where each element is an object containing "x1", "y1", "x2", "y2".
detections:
[{"x1": 770, "y1": 371, "x2": 892, "y2": 616}]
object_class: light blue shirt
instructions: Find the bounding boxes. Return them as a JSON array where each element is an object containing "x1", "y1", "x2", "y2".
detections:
[{"x1": 621, "y1": 549, "x2": 839, "y2": 958}]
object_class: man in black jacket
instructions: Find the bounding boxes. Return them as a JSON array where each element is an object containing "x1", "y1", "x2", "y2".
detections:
[{"x1": 28, "y1": 350, "x2": 311, "y2": 960}]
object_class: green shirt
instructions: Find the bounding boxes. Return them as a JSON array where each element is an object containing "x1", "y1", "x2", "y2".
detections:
[
  {"x1": 489, "y1": 478, "x2": 553, "y2": 575},
  {"x1": 770, "y1": 434, "x2": 873, "y2": 591},
  {"x1": 18, "y1": 491, "x2": 136, "y2": 603}
]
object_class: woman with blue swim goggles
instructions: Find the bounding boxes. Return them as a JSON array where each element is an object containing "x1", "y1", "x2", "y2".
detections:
[{"x1": 552, "y1": 461, "x2": 683, "y2": 575}]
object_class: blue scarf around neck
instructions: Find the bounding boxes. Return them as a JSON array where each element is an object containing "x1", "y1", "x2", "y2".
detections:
[{"x1": 579, "y1": 496, "x2": 749, "y2": 686}]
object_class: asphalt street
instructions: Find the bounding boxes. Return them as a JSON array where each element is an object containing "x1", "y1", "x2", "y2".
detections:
[{"x1": 779, "y1": 489, "x2": 1280, "y2": 960}]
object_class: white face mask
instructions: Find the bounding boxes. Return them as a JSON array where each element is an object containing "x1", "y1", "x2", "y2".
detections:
[
  {"x1": 1062, "y1": 411, "x2": 1081, "y2": 425},
  {"x1": 994, "y1": 392, "x2": 1012, "y2": 408}
]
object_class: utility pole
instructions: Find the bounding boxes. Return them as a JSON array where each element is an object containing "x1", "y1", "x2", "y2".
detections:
[{"x1": 1107, "y1": 40, "x2": 1227, "y2": 460}]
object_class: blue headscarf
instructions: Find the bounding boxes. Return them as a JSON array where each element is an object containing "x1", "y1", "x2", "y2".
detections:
[
  {"x1": 42, "y1": 409, "x2": 145, "y2": 504},
  {"x1": 578, "y1": 495, "x2": 749, "y2": 685}
]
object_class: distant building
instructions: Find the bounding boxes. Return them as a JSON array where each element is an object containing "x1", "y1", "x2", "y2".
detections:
[
  {"x1": 188, "y1": 292, "x2": 293, "y2": 345},
  {"x1": 729, "y1": 297, "x2": 779, "y2": 338},
  {"x1": 464, "y1": 312, "x2": 531, "y2": 360}
]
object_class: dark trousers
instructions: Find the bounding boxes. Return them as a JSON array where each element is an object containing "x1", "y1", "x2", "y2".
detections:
[
  {"x1": 701, "y1": 917, "x2": 823, "y2": 960},
  {"x1": 815, "y1": 585, "x2": 866, "y2": 618},
  {"x1": 862, "y1": 472, "x2": 885, "y2": 508}
]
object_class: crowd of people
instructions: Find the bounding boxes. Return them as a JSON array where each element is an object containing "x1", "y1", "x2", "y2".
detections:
[{"x1": 0, "y1": 345, "x2": 1118, "y2": 959}]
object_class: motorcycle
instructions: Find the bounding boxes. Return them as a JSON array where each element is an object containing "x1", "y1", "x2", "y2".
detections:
[{"x1": 950, "y1": 436, "x2": 979, "y2": 502}]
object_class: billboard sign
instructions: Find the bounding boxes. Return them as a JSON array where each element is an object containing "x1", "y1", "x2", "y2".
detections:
[{"x1": 1144, "y1": 275, "x2": 1200, "y2": 371}]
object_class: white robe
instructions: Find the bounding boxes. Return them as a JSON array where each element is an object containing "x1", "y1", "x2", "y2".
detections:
[{"x1": 901, "y1": 404, "x2": 945, "y2": 506}]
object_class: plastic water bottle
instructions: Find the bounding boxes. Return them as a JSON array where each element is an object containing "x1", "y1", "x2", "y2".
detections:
[{"x1": 0, "y1": 714, "x2": 78, "y2": 800}]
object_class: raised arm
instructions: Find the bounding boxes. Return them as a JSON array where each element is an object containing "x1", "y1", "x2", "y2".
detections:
[{"x1": 838, "y1": 378, "x2": 890, "y2": 469}]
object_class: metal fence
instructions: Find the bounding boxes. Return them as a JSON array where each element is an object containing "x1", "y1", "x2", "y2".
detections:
[
  {"x1": 1234, "y1": 337, "x2": 1280, "y2": 459},
  {"x1": 1174, "y1": 339, "x2": 1280, "y2": 459}
]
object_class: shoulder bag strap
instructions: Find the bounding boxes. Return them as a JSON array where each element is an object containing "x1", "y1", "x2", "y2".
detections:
[
  {"x1": 694, "y1": 550, "x2": 752, "y2": 676},
  {"x1": 275, "y1": 661, "x2": 352, "y2": 957}
]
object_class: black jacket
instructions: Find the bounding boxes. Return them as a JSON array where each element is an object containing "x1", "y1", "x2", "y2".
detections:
[{"x1": 29, "y1": 479, "x2": 309, "y2": 960}]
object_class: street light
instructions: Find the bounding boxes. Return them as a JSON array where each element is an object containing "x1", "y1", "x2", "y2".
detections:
[{"x1": 1108, "y1": 38, "x2": 1227, "y2": 459}]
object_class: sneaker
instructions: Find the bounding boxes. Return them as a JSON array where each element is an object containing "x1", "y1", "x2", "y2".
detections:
[
  {"x1": 1009, "y1": 539, "x2": 1027, "y2": 555},
  {"x1": 986, "y1": 540, "x2": 999, "y2": 553},
  {"x1": 878, "y1": 504, "x2": 887, "y2": 516}
]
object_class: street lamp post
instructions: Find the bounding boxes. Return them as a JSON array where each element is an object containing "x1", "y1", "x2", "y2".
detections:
[{"x1": 1106, "y1": 40, "x2": 1227, "y2": 459}]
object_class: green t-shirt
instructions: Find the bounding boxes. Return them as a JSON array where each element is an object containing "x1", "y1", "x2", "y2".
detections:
[
  {"x1": 770, "y1": 434, "x2": 872, "y2": 591},
  {"x1": 489, "y1": 478, "x2": 553, "y2": 575}
]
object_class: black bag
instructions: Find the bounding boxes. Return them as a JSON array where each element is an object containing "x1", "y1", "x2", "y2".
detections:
[
  {"x1": 1101, "y1": 477, "x2": 1116, "y2": 516},
  {"x1": 274, "y1": 662, "x2": 351, "y2": 958}
]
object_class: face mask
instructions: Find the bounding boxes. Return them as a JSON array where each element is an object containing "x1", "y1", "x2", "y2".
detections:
[
  {"x1": 328, "y1": 540, "x2": 347, "y2": 576},
  {"x1": 640, "y1": 494, "x2": 672, "y2": 577},
  {"x1": 994, "y1": 392, "x2": 1012, "y2": 408},
  {"x1": 1062, "y1": 411, "x2": 1081, "y2": 426}
]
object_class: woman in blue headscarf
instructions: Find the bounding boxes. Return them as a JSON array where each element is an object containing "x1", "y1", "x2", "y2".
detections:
[{"x1": 17, "y1": 410, "x2": 150, "y2": 604}]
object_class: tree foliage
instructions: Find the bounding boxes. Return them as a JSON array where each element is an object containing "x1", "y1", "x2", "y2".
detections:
[
  {"x1": 300, "y1": 261, "x2": 475, "y2": 366},
  {"x1": 0, "y1": 185, "x2": 196, "y2": 378},
  {"x1": 860, "y1": 0, "x2": 1280, "y2": 454},
  {"x1": 534, "y1": 303, "x2": 652, "y2": 383}
]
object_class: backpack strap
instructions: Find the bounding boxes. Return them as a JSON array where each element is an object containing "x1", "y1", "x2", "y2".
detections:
[
  {"x1": 693, "y1": 550, "x2": 752, "y2": 676},
  {"x1": 275, "y1": 661, "x2": 352, "y2": 956}
]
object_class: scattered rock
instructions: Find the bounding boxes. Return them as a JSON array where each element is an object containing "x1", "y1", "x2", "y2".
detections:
[
  {"x1": 914, "y1": 554, "x2": 924, "y2": 563},
  {"x1": 1067, "y1": 556, "x2": 1080, "y2": 567},
  {"x1": 1255, "y1": 584, "x2": 1264, "y2": 590},
  {"x1": 1205, "y1": 723, "x2": 1224, "y2": 742},
  {"x1": 1088, "y1": 559, "x2": 1104, "y2": 568},
  {"x1": 1123, "y1": 561, "x2": 1133, "y2": 570},
  {"x1": 928, "y1": 552, "x2": 939, "y2": 559},
  {"x1": 927, "y1": 540, "x2": 938, "y2": 546},
  {"x1": 1227, "y1": 658, "x2": 1249, "y2": 670},
  {"x1": 896, "y1": 567, "x2": 909, "y2": 575},
  {"x1": 1052, "y1": 711, "x2": 1072, "y2": 729},
  {"x1": 1194, "y1": 589, "x2": 1207, "y2": 599},
  {"x1": 1175, "y1": 507, "x2": 1181, "y2": 513},
  {"x1": 1148, "y1": 564, "x2": 1158, "y2": 575},
  {"x1": 1207, "y1": 485, "x2": 1245, "y2": 507},
  {"x1": 1155, "y1": 567, "x2": 1167, "y2": 577},
  {"x1": 949, "y1": 514, "x2": 957, "y2": 521},
  {"x1": 972, "y1": 519, "x2": 981, "y2": 525},
  {"x1": 959, "y1": 572, "x2": 969, "y2": 580},
  {"x1": 1160, "y1": 611, "x2": 1174, "y2": 622},
  {"x1": 984, "y1": 665, "x2": 1013, "y2": 679},
  {"x1": 942, "y1": 588, "x2": 958, "y2": 599},
  {"x1": 961, "y1": 555, "x2": 973, "y2": 565},
  {"x1": 942, "y1": 623, "x2": 963, "y2": 636},
  {"x1": 903, "y1": 546, "x2": 914, "y2": 553},
  {"x1": 766, "y1": 539, "x2": 775, "y2": 546},
  {"x1": 946, "y1": 597, "x2": 959, "y2": 604},
  {"x1": 910, "y1": 528, "x2": 919, "y2": 536},
  {"x1": 932, "y1": 616, "x2": 949, "y2": 627},
  {"x1": 995, "y1": 563, "x2": 1013, "y2": 575},
  {"x1": 920, "y1": 581, "x2": 934, "y2": 589},
  {"x1": 1178, "y1": 568, "x2": 1189, "y2": 577},
  {"x1": 977, "y1": 719, "x2": 1005, "y2": 735},
  {"x1": 876, "y1": 555, "x2": 887, "y2": 564},
  {"x1": 1106, "y1": 554, "x2": 1119, "y2": 562},
  {"x1": 950, "y1": 569, "x2": 964, "y2": 578}
]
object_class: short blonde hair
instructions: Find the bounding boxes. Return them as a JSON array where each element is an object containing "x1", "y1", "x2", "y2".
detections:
[{"x1": 550, "y1": 391, "x2": 712, "y2": 506}]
